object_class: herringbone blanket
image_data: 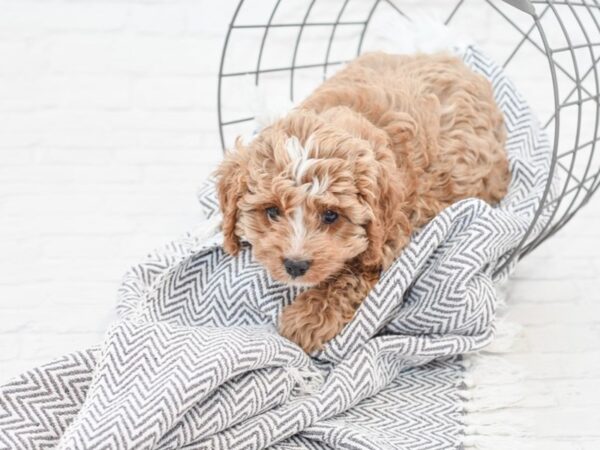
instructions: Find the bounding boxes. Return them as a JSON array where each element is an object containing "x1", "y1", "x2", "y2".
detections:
[{"x1": 0, "y1": 47, "x2": 552, "y2": 450}]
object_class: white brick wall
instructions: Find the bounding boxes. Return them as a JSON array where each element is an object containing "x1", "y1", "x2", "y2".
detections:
[
  {"x1": 1, "y1": 0, "x2": 599, "y2": 445},
  {"x1": 0, "y1": 0, "x2": 238, "y2": 379}
]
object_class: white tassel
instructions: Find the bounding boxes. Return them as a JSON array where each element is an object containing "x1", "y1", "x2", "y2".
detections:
[
  {"x1": 361, "y1": 12, "x2": 474, "y2": 55},
  {"x1": 461, "y1": 354, "x2": 526, "y2": 388},
  {"x1": 287, "y1": 367, "x2": 324, "y2": 396},
  {"x1": 462, "y1": 410, "x2": 533, "y2": 449},
  {"x1": 247, "y1": 82, "x2": 294, "y2": 132},
  {"x1": 486, "y1": 320, "x2": 523, "y2": 354},
  {"x1": 463, "y1": 435, "x2": 537, "y2": 450},
  {"x1": 191, "y1": 214, "x2": 222, "y2": 241}
]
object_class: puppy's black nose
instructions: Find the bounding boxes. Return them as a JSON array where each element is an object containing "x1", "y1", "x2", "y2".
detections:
[{"x1": 283, "y1": 258, "x2": 311, "y2": 278}]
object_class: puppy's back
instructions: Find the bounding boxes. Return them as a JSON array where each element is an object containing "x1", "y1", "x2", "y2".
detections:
[{"x1": 303, "y1": 52, "x2": 510, "y2": 218}]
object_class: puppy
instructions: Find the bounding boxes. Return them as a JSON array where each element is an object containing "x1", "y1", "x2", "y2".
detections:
[{"x1": 216, "y1": 52, "x2": 510, "y2": 353}]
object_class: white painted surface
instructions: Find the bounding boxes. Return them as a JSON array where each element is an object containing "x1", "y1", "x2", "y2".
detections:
[{"x1": 0, "y1": 0, "x2": 599, "y2": 446}]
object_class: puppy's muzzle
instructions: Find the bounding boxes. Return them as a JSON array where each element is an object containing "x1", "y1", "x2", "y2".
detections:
[{"x1": 283, "y1": 258, "x2": 311, "y2": 278}]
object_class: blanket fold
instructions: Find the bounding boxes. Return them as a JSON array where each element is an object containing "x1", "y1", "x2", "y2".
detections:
[
  {"x1": 55, "y1": 321, "x2": 315, "y2": 450},
  {"x1": 0, "y1": 47, "x2": 553, "y2": 450}
]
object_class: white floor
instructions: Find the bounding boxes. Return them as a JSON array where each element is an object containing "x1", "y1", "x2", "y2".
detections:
[
  {"x1": 501, "y1": 199, "x2": 600, "y2": 449},
  {"x1": 1, "y1": 0, "x2": 599, "y2": 447}
]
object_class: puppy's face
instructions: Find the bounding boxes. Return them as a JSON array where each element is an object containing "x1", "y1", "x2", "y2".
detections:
[{"x1": 217, "y1": 113, "x2": 381, "y2": 286}]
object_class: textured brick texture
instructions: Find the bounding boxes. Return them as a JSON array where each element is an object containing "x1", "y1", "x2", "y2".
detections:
[
  {"x1": 0, "y1": 0, "x2": 599, "y2": 446},
  {"x1": 0, "y1": 0, "x2": 232, "y2": 381}
]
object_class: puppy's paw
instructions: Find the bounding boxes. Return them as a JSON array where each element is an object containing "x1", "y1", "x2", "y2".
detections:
[{"x1": 279, "y1": 290, "x2": 342, "y2": 353}]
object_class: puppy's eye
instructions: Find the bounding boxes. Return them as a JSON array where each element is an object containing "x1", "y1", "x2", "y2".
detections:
[
  {"x1": 266, "y1": 206, "x2": 280, "y2": 221},
  {"x1": 322, "y1": 209, "x2": 338, "y2": 224}
]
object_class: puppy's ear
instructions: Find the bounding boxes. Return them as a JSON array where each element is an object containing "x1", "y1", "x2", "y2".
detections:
[
  {"x1": 351, "y1": 145, "x2": 386, "y2": 270},
  {"x1": 361, "y1": 214, "x2": 385, "y2": 270},
  {"x1": 216, "y1": 141, "x2": 247, "y2": 255},
  {"x1": 355, "y1": 145, "x2": 411, "y2": 271}
]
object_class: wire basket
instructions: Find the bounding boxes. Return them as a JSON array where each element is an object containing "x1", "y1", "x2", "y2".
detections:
[{"x1": 217, "y1": 0, "x2": 600, "y2": 271}]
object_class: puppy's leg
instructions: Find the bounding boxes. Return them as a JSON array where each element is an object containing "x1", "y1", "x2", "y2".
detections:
[{"x1": 279, "y1": 269, "x2": 379, "y2": 353}]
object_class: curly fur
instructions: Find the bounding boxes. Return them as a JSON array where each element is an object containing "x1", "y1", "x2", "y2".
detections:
[{"x1": 216, "y1": 52, "x2": 510, "y2": 353}]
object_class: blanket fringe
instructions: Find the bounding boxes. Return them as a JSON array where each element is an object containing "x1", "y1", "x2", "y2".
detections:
[
  {"x1": 287, "y1": 367, "x2": 325, "y2": 396},
  {"x1": 459, "y1": 312, "x2": 531, "y2": 449}
]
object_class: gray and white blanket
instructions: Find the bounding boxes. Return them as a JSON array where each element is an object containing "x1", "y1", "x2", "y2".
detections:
[{"x1": 0, "y1": 47, "x2": 551, "y2": 450}]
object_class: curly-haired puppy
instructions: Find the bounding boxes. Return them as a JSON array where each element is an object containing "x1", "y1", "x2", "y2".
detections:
[{"x1": 217, "y1": 52, "x2": 510, "y2": 353}]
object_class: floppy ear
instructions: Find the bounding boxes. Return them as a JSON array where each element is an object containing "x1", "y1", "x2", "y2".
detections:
[
  {"x1": 216, "y1": 142, "x2": 247, "y2": 255},
  {"x1": 361, "y1": 213, "x2": 385, "y2": 270},
  {"x1": 355, "y1": 144, "x2": 411, "y2": 271},
  {"x1": 351, "y1": 145, "x2": 386, "y2": 270},
  {"x1": 360, "y1": 171, "x2": 411, "y2": 271}
]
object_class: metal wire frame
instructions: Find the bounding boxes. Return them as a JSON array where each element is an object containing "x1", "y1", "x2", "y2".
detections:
[
  {"x1": 217, "y1": 0, "x2": 600, "y2": 273},
  {"x1": 494, "y1": 0, "x2": 600, "y2": 270}
]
